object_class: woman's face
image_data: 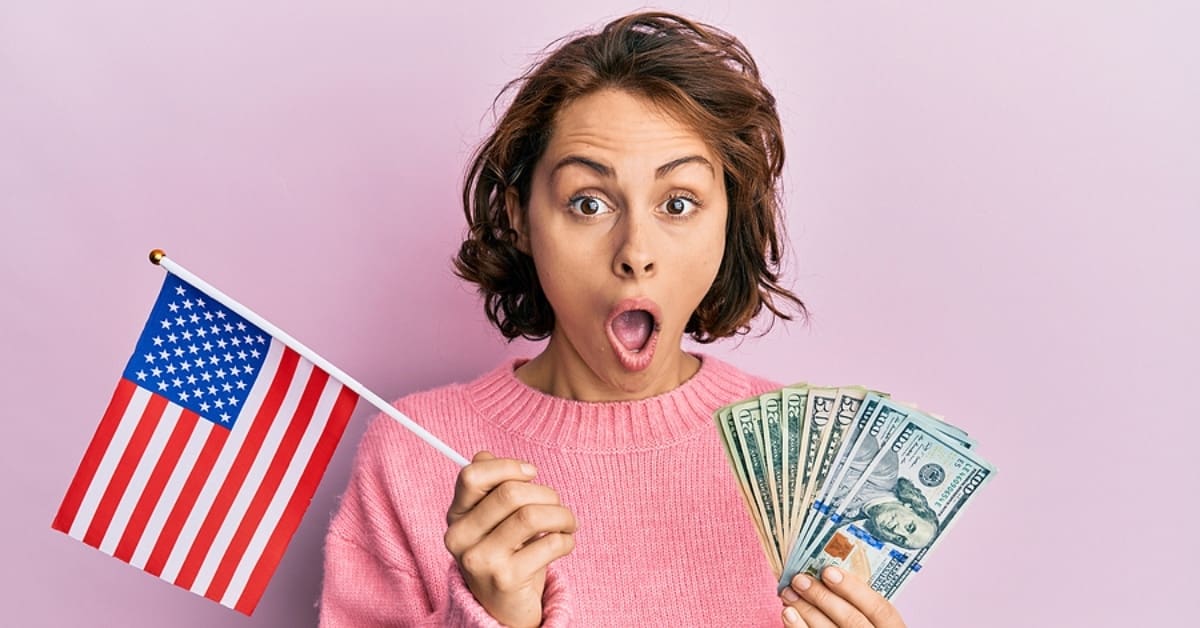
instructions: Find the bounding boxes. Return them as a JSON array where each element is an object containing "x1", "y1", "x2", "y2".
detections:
[{"x1": 508, "y1": 88, "x2": 728, "y2": 398}]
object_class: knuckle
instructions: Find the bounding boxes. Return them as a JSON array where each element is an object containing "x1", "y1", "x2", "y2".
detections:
[
  {"x1": 458, "y1": 465, "x2": 483, "y2": 490},
  {"x1": 459, "y1": 547, "x2": 490, "y2": 576},
  {"x1": 514, "y1": 504, "x2": 540, "y2": 527},
  {"x1": 495, "y1": 481, "x2": 523, "y2": 506}
]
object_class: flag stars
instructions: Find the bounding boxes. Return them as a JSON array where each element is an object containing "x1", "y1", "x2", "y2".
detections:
[
  {"x1": 159, "y1": 350, "x2": 169, "y2": 360},
  {"x1": 172, "y1": 377, "x2": 183, "y2": 388},
  {"x1": 221, "y1": 382, "x2": 232, "y2": 392},
  {"x1": 181, "y1": 330, "x2": 193, "y2": 342},
  {"x1": 193, "y1": 358, "x2": 204, "y2": 369},
  {"x1": 216, "y1": 339, "x2": 227, "y2": 349},
  {"x1": 157, "y1": 381, "x2": 168, "y2": 391},
  {"x1": 208, "y1": 356, "x2": 220, "y2": 366},
  {"x1": 228, "y1": 396, "x2": 239, "y2": 406},
  {"x1": 230, "y1": 337, "x2": 241, "y2": 347},
  {"x1": 189, "y1": 313, "x2": 199, "y2": 324},
  {"x1": 167, "y1": 333, "x2": 178, "y2": 344},
  {"x1": 150, "y1": 367, "x2": 162, "y2": 378},
  {"x1": 183, "y1": 299, "x2": 193, "y2": 310},
  {"x1": 220, "y1": 412, "x2": 231, "y2": 423},
  {"x1": 187, "y1": 374, "x2": 197, "y2": 385},
  {"x1": 165, "y1": 364, "x2": 177, "y2": 375},
  {"x1": 214, "y1": 399, "x2": 224, "y2": 409},
  {"x1": 242, "y1": 335, "x2": 253, "y2": 346},
  {"x1": 196, "y1": 327, "x2": 207, "y2": 339},
  {"x1": 175, "y1": 316, "x2": 185, "y2": 327},
  {"x1": 199, "y1": 402, "x2": 210, "y2": 412},
  {"x1": 174, "y1": 285, "x2": 186, "y2": 296},
  {"x1": 188, "y1": 344, "x2": 199, "y2": 355},
  {"x1": 152, "y1": 336, "x2": 163, "y2": 347},
  {"x1": 160, "y1": 319, "x2": 172, "y2": 330},
  {"x1": 143, "y1": 353, "x2": 156, "y2": 363},
  {"x1": 200, "y1": 371, "x2": 211, "y2": 382},
  {"x1": 250, "y1": 349, "x2": 260, "y2": 359},
  {"x1": 216, "y1": 311, "x2": 226, "y2": 320},
  {"x1": 224, "y1": 353, "x2": 234, "y2": 363},
  {"x1": 237, "y1": 350, "x2": 247, "y2": 361},
  {"x1": 168, "y1": 302, "x2": 180, "y2": 313},
  {"x1": 210, "y1": 325, "x2": 221, "y2": 336},
  {"x1": 224, "y1": 323, "x2": 234, "y2": 334},
  {"x1": 203, "y1": 311, "x2": 213, "y2": 321},
  {"x1": 135, "y1": 370, "x2": 147, "y2": 381},
  {"x1": 236, "y1": 322, "x2": 246, "y2": 332},
  {"x1": 230, "y1": 366, "x2": 241, "y2": 376},
  {"x1": 207, "y1": 385, "x2": 217, "y2": 396},
  {"x1": 244, "y1": 365, "x2": 255, "y2": 374},
  {"x1": 193, "y1": 387, "x2": 204, "y2": 398},
  {"x1": 236, "y1": 380, "x2": 247, "y2": 390},
  {"x1": 196, "y1": 297, "x2": 206, "y2": 308},
  {"x1": 215, "y1": 368, "x2": 226, "y2": 379},
  {"x1": 180, "y1": 391, "x2": 189, "y2": 401},
  {"x1": 203, "y1": 342, "x2": 213, "y2": 352},
  {"x1": 179, "y1": 361, "x2": 190, "y2": 372},
  {"x1": 173, "y1": 347, "x2": 184, "y2": 358}
]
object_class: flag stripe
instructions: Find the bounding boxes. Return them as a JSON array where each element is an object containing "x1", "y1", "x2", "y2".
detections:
[
  {"x1": 233, "y1": 383, "x2": 358, "y2": 613},
  {"x1": 53, "y1": 378, "x2": 137, "y2": 534},
  {"x1": 190, "y1": 357, "x2": 320, "y2": 595},
  {"x1": 68, "y1": 385, "x2": 152, "y2": 540},
  {"x1": 172, "y1": 346, "x2": 300, "y2": 589},
  {"x1": 113, "y1": 408, "x2": 198, "y2": 562},
  {"x1": 204, "y1": 367, "x2": 331, "y2": 601},
  {"x1": 83, "y1": 391, "x2": 168, "y2": 547},
  {"x1": 100, "y1": 403, "x2": 184, "y2": 555},
  {"x1": 130, "y1": 413, "x2": 210, "y2": 570},
  {"x1": 143, "y1": 422, "x2": 229, "y2": 577}
]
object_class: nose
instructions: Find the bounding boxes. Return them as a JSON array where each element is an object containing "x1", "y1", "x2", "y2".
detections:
[{"x1": 612, "y1": 210, "x2": 656, "y2": 279}]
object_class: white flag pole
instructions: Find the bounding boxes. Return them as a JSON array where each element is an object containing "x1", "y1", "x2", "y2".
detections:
[{"x1": 149, "y1": 249, "x2": 470, "y2": 467}]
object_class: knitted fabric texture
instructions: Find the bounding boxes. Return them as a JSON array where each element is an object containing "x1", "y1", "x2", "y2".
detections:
[{"x1": 319, "y1": 354, "x2": 783, "y2": 626}]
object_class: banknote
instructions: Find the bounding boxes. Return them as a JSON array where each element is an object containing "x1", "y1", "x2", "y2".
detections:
[
  {"x1": 781, "y1": 415, "x2": 994, "y2": 597},
  {"x1": 714, "y1": 385, "x2": 993, "y2": 601}
]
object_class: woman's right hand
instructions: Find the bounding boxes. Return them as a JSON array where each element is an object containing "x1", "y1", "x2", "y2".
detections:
[{"x1": 444, "y1": 451, "x2": 578, "y2": 628}]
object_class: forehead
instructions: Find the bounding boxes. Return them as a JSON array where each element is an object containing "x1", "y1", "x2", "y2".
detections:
[{"x1": 540, "y1": 89, "x2": 719, "y2": 175}]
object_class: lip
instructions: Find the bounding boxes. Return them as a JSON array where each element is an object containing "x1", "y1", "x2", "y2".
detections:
[{"x1": 604, "y1": 297, "x2": 663, "y2": 372}]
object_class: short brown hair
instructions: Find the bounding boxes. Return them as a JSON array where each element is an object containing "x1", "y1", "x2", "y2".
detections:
[{"x1": 454, "y1": 11, "x2": 805, "y2": 342}]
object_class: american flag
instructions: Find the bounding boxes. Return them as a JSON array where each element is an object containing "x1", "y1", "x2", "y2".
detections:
[{"x1": 53, "y1": 271, "x2": 358, "y2": 614}]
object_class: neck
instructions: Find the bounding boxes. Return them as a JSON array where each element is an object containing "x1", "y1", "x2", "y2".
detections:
[{"x1": 515, "y1": 333, "x2": 700, "y2": 402}]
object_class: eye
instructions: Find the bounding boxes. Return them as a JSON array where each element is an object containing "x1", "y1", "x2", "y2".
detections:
[
  {"x1": 568, "y1": 195, "x2": 612, "y2": 216},
  {"x1": 662, "y1": 194, "x2": 700, "y2": 216}
]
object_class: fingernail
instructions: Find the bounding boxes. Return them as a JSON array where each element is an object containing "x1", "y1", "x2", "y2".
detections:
[
  {"x1": 781, "y1": 587, "x2": 799, "y2": 603},
  {"x1": 823, "y1": 566, "x2": 843, "y2": 584},
  {"x1": 792, "y1": 574, "x2": 812, "y2": 591},
  {"x1": 783, "y1": 607, "x2": 800, "y2": 624},
  {"x1": 520, "y1": 463, "x2": 536, "y2": 476}
]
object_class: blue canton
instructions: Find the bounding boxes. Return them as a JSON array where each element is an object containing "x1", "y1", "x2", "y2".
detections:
[{"x1": 123, "y1": 273, "x2": 270, "y2": 429}]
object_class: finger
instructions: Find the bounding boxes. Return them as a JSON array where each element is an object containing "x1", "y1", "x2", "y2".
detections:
[
  {"x1": 511, "y1": 531, "x2": 576, "y2": 578},
  {"x1": 788, "y1": 572, "x2": 869, "y2": 628},
  {"x1": 780, "y1": 590, "x2": 833, "y2": 628},
  {"x1": 819, "y1": 566, "x2": 906, "y2": 627},
  {"x1": 447, "y1": 451, "x2": 537, "y2": 523},
  {"x1": 480, "y1": 503, "x2": 577, "y2": 553},
  {"x1": 444, "y1": 481, "x2": 562, "y2": 554}
]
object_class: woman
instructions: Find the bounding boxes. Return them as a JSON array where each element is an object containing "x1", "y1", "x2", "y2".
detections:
[{"x1": 320, "y1": 11, "x2": 908, "y2": 627}]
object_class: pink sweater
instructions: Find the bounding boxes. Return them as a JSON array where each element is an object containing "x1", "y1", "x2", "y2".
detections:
[{"x1": 319, "y1": 355, "x2": 783, "y2": 626}]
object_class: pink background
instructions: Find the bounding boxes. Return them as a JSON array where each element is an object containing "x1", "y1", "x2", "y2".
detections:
[{"x1": 3, "y1": 1, "x2": 1196, "y2": 625}]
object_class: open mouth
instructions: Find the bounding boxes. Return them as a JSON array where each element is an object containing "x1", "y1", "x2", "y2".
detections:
[{"x1": 605, "y1": 298, "x2": 662, "y2": 372}]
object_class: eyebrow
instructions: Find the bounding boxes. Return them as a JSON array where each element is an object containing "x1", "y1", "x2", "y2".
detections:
[{"x1": 549, "y1": 154, "x2": 716, "y2": 180}]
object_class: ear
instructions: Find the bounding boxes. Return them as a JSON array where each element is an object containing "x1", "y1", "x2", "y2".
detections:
[{"x1": 504, "y1": 187, "x2": 530, "y2": 254}]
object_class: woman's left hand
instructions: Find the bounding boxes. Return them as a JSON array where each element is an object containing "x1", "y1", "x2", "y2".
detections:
[{"x1": 779, "y1": 566, "x2": 907, "y2": 627}]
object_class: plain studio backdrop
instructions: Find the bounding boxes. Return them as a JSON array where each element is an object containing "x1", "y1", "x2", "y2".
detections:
[{"x1": 2, "y1": 1, "x2": 1196, "y2": 626}]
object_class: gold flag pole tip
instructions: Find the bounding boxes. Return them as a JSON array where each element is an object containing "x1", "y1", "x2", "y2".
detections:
[{"x1": 149, "y1": 249, "x2": 166, "y2": 265}]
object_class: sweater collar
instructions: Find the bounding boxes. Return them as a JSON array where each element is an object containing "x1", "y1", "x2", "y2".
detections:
[{"x1": 464, "y1": 353, "x2": 754, "y2": 452}]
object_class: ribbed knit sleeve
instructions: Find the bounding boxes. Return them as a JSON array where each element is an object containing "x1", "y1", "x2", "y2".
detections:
[{"x1": 318, "y1": 395, "x2": 573, "y2": 627}]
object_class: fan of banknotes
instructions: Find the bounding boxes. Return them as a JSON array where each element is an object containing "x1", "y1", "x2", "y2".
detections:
[{"x1": 714, "y1": 385, "x2": 995, "y2": 599}]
